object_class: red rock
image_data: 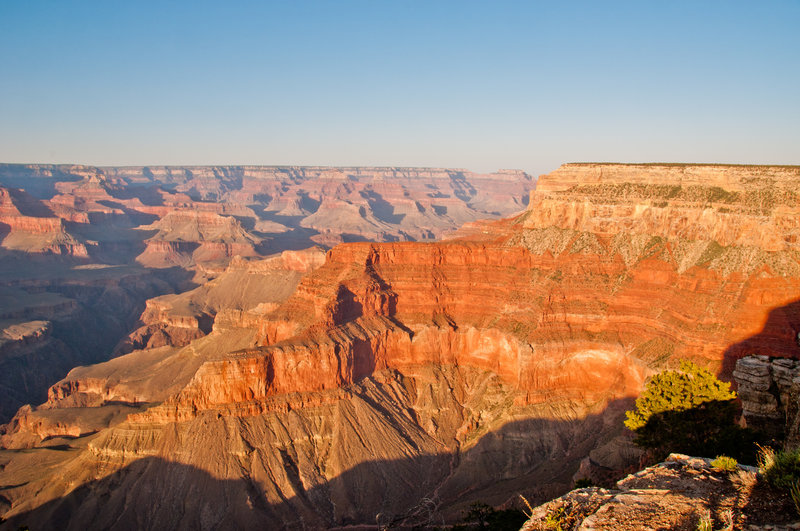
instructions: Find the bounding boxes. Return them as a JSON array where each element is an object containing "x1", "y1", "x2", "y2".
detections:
[
  {"x1": 0, "y1": 187, "x2": 89, "y2": 256},
  {"x1": 150, "y1": 164, "x2": 800, "y2": 422}
]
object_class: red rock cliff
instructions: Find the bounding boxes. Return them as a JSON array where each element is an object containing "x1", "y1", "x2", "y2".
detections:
[{"x1": 149, "y1": 163, "x2": 800, "y2": 421}]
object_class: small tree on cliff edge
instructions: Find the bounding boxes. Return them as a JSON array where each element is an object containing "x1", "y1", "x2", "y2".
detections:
[{"x1": 625, "y1": 361, "x2": 755, "y2": 461}]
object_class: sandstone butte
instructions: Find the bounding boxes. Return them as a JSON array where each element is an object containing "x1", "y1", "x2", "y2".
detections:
[{"x1": 2, "y1": 163, "x2": 800, "y2": 530}]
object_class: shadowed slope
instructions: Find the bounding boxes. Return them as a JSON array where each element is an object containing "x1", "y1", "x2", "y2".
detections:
[{"x1": 0, "y1": 387, "x2": 635, "y2": 530}]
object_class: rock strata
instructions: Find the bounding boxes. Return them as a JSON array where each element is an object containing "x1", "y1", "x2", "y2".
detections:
[
  {"x1": 734, "y1": 355, "x2": 800, "y2": 445},
  {"x1": 0, "y1": 163, "x2": 531, "y2": 425}
]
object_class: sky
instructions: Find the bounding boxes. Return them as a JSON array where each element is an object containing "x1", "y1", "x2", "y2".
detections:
[{"x1": 1, "y1": 1, "x2": 798, "y2": 175}]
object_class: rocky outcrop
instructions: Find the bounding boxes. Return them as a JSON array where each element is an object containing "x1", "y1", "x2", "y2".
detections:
[
  {"x1": 0, "y1": 320, "x2": 52, "y2": 359},
  {"x1": 135, "y1": 211, "x2": 262, "y2": 268},
  {"x1": 0, "y1": 187, "x2": 89, "y2": 257},
  {"x1": 1, "y1": 403, "x2": 142, "y2": 448},
  {"x1": 521, "y1": 454, "x2": 792, "y2": 530},
  {"x1": 734, "y1": 355, "x2": 800, "y2": 445},
  {"x1": 116, "y1": 248, "x2": 326, "y2": 353}
]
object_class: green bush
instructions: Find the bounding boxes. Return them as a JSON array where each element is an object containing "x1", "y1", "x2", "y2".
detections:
[
  {"x1": 761, "y1": 446, "x2": 800, "y2": 490},
  {"x1": 544, "y1": 506, "x2": 566, "y2": 530},
  {"x1": 625, "y1": 361, "x2": 757, "y2": 461},
  {"x1": 625, "y1": 361, "x2": 736, "y2": 431},
  {"x1": 711, "y1": 455, "x2": 739, "y2": 472}
]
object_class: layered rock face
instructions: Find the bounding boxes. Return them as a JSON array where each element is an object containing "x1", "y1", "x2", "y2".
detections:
[
  {"x1": 530, "y1": 163, "x2": 800, "y2": 251},
  {"x1": 0, "y1": 163, "x2": 532, "y2": 426},
  {"x1": 2, "y1": 163, "x2": 800, "y2": 529},
  {"x1": 0, "y1": 187, "x2": 88, "y2": 256},
  {"x1": 101, "y1": 164, "x2": 535, "y2": 251},
  {"x1": 116, "y1": 248, "x2": 326, "y2": 353},
  {"x1": 734, "y1": 355, "x2": 800, "y2": 445},
  {"x1": 0, "y1": 163, "x2": 534, "y2": 267},
  {"x1": 135, "y1": 210, "x2": 262, "y2": 268}
]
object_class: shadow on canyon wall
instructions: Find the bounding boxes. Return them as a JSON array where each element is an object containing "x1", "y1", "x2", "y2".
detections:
[
  {"x1": 1, "y1": 399, "x2": 636, "y2": 531},
  {"x1": 0, "y1": 248, "x2": 198, "y2": 423},
  {"x1": 721, "y1": 298, "x2": 800, "y2": 377}
]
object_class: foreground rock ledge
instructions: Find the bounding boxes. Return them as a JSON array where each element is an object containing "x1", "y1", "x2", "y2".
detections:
[{"x1": 521, "y1": 454, "x2": 795, "y2": 531}]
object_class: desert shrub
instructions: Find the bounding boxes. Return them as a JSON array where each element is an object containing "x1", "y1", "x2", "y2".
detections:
[
  {"x1": 573, "y1": 478, "x2": 595, "y2": 489},
  {"x1": 625, "y1": 361, "x2": 736, "y2": 430},
  {"x1": 464, "y1": 502, "x2": 494, "y2": 528},
  {"x1": 711, "y1": 455, "x2": 739, "y2": 472},
  {"x1": 757, "y1": 444, "x2": 776, "y2": 471},
  {"x1": 625, "y1": 361, "x2": 757, "y2": 461},
  {"x1": 758, "y1": 445, "x2": 800, "y2": 516},
  {"x1": 544, "y1": 506, "x2": 566, "y2": 530},
  {"x1": 760, "y1": 446, "x2": 800, "y2": 489}
]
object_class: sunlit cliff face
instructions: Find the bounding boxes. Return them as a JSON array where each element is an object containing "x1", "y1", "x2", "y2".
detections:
[{"x1": 2, "y1": 163, "x2": 800, "y2": 529}]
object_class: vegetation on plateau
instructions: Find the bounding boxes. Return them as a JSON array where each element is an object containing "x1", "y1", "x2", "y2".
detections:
[
  {"x1": 625, "y1": 361, "x2": 757, "y2": 462},
  {"x1": 710, "y1": 455, "x2": 739, "y2": 472},
  {"x1": 758, "y1": 445, "x2": 800, "y2": 515}
]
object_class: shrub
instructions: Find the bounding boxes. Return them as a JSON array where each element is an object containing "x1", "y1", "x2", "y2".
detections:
[
  {"x1": 464, "y1": 502, "x2": 493, "y2": 528},
  {"x1": 760, "y1": 446, "x2": 800, "y2": 490},
  {"x1": 696, "y1": 512, "x2": 713, "y2": 531},
  {"x1": 625, "y1": 361, "x2": 736, "y2": 431},
  {"x1": 544, "y1": 506, "x2": 566, "y2": 530},
  {"x1": 625, "y1": 361, "x2": 757, "y2": 461},
  {"x1": 756, "y1": 444, "x2": 776, "y2": 472},
  {"x1": 711, "y1": 455, "x2": 739, "y2": 472},
  {"x1": 759, "y1": 445, "x2": 800, "y2": 516}
]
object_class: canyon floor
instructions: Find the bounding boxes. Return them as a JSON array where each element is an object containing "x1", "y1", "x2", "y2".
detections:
[{"x1": 2, "y1": 162, "x2": 800, "y2": 529}]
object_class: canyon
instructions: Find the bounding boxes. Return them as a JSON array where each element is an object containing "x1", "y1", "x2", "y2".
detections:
[
  {"x1": 0, "y1": 164, "x2": 532, "y2": 424},
  {"x1": 1, "y1": 163, "x2": 800, "y2": 529}
]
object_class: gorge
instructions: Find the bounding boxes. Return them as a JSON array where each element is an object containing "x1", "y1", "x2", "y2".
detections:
[
  {"x1": 1, "y1": 163, "x2": 800, "y2": 529},
  {"x1": 0, "y1": 164, "x2": 532, "y2": 424}
]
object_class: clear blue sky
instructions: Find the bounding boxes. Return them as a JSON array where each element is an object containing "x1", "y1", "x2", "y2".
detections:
[{"x1": 1, "y1": 1, "x2": 798, "y2": 175}]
